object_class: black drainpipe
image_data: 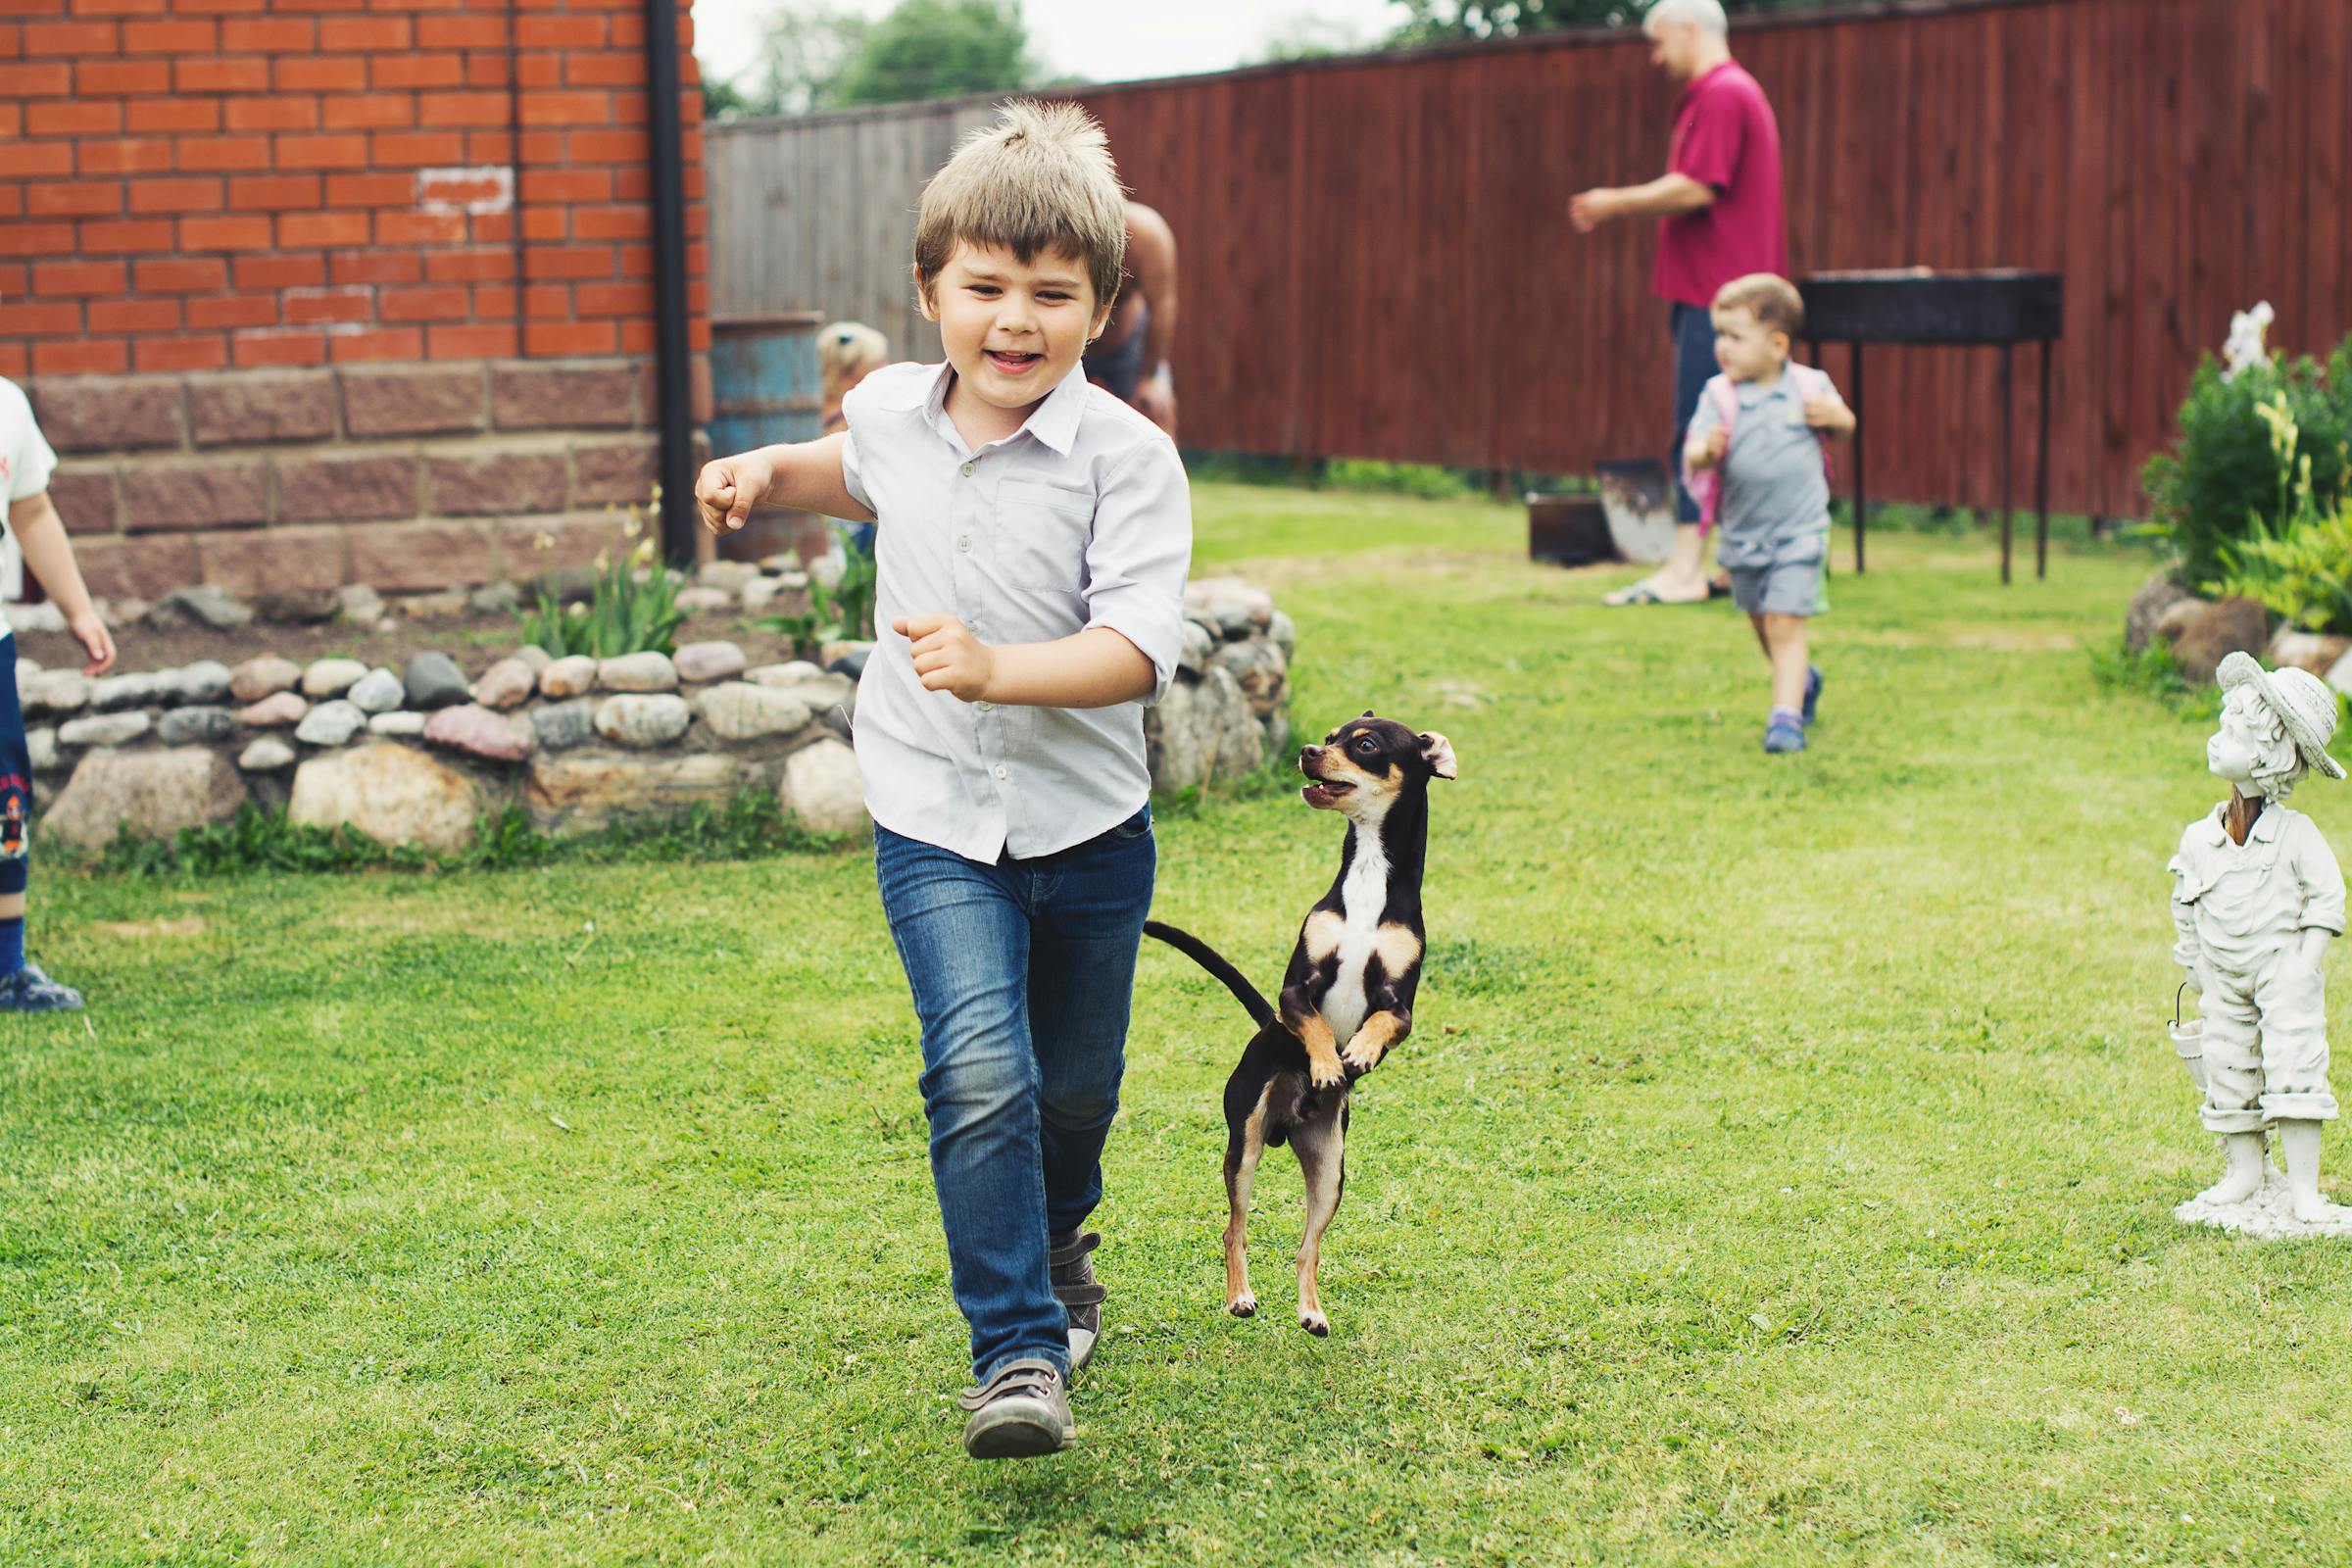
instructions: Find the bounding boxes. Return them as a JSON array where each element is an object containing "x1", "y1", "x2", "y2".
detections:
[{"x1": 643, "y1": 0, "x2": 698, "y2": 569}]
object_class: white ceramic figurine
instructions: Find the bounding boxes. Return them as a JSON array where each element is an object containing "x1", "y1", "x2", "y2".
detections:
[{"x1": 2171, "y1": 652, "x2": 2348, "y2": 1230}]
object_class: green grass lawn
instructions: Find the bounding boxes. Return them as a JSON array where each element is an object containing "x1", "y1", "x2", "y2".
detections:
[{"x1": 8, "y1": 484, "x2": 2348, "y2": 1566}]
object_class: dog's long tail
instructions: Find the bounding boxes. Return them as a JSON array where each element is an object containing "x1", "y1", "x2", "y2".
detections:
[{"x1": 1143, "y1": 920, "x2": 1278, "y2": 1029}]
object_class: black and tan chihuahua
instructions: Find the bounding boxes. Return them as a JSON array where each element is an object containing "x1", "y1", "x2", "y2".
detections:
[{"x1": 1146, "y1": 711, "x2": 1456, "y2": 1335}]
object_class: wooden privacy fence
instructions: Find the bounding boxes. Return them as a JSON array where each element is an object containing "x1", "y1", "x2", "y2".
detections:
[{"x1": 707, "y1": 0, "x2": 2352, "y2": 521}]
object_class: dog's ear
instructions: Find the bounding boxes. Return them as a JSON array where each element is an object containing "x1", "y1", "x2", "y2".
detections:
[
  {"x1": 1419, "y1": 732, "x2": 1457, "y2": 780},
  {"x1": 1361, "y1": 709, "x2": 1376, "y2": 719}
]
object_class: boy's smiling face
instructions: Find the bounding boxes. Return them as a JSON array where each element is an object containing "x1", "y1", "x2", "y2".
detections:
[
  {"x1": 921, "y1": 239, "x2": 1108, "y2": 421},
  {"x1": 1710, "y1": 304, "x2": 1788, "y2": 384}
]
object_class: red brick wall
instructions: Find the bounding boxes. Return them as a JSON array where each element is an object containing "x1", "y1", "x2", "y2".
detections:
[
  {"x1": 0, "y1": 0, "x2": 711, "y2": 600},
  {"x1": 0, "y1": 0, "x2": 709, "y2": 378}
]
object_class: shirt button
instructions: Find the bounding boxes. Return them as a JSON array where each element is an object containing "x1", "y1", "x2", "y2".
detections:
[
  {"x1": 959, "y1": 461, "x2": 976, "y2": 476},
  {"x1": 994, "y1": 764, "x2": 1008, "y2": 780},
  {"x1": 956, "y1": 534, "x2": 971, "y2": 551},
  {"x1": 975, "y1": 701, "x2": 994, "y2": 712}
]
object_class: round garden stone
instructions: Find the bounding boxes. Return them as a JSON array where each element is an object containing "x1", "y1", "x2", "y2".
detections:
[
  {"x1": 42, "y1": 746, "x2": 246, "y2": 850},
  {"x1": 159, "y1": 706, "x2": 236, "y2": 746},
  {"x1": 1267, "y1": 610, "x2": 1297, "y2": 659},
  {"x1": 237, "y1": 691, "x2": 308, "y2": 728},
  {"x1": 697, "y1": 681, "x2": 812, "y2": 741},
  {"x1": 295, "y1": 700, "x2": 367, "y2": 748},
  {"x1": 747, "y1": 660, "x2": 824, "y2": 687},
  {"x1": 239, "y1": 737, "x2": 296, "y2": 771},
  {"x1": 595, "y1": 693, "x2": 692, "y2": 748},
  {"x1": 60, "y1": 711, "x2": 152, "y2": 748},
  {"x1": 347, "y1": 667, "x2": 407, "y2": 713},
  {"x1": 598, "y1": 652, "x2": 679, "y2": 693},
  {"x1": 88, "y1": 672, "x2": 164, "y2": 712},
  {"x1": 422, "y1": 703, "x2": 533, "y2": 763},
  {"x1": 675, "y1": 640, "x2": 748, "y2": 682},
  {"x1": 289, "y1": 743, "x2": 488, "y2": 855},
  {"x1": 368, "y1": 710, "x2": 428, "y2": 737},
  {"x1": 539, "y1": 655, "x2": 599, "y2": 699},
  {"x1": 780, "y1": 738, "x2": 869, "y2": 834},
  {"x1": 301, "y1": 658, "x2": 368, "y2": 698},
  {"x1": 404, "y1": 652, "x2": 470, "y2": 709},
  {"x1": 229, "y1": 656, "x2": 301, "y2": 703},
  {"x1": 26, "y1": 728, "x2": 57, "y2": 772},
  {"x1": 177, "y1": 661, "x2": 234, "y2": 705},
  {"x1": 473, "y1": 657, "x2": 537, "y2": 710},
  {"x1": 514, "y1": 645, "x2": 553, "y2": 675},
  {"x1": 675, "y1": 586, "x2": 735, "y2": 614},
  {"x1": 524, "y1": 750, "x2": 752, "y2": 836},
  {"x1": 22, "y1": 671, "x2": 89, "y2": 718},
  {"x1": 528, "y1": 699, "x2": 597, "y2": 751},
  {"x1": 1177, "y1": 620, "x2": 1215, "y2": 676}
]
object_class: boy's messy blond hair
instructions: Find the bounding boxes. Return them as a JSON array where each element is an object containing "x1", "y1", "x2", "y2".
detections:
[
  {"x1": 912, "y1": 99, "x2": 1128, "y2": 315},
  {"x1": 1713, "y1": 273, "x2": 1805, "y2": 338}
]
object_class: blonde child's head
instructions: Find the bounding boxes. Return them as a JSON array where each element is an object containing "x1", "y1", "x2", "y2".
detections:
[
  {"x1": 912, "y1": 99, "x2": 1127, "y2": 319},
  {"x1": 1709, "y1": 272, "x2": 1804, "y2": 383},
  {"x1": 819, "y1": 320, "x2": 890, "y2": 416}
]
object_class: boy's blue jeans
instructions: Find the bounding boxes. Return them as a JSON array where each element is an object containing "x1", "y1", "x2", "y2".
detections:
[{"x1": 873, "y1": 806, "x2": 1155, "y2": 1381}]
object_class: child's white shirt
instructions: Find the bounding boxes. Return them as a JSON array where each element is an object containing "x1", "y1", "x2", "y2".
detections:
[
  {"x1": 840, "y1": 360, "x2": 1192, "y2": 862},
  {"x1": 0, "y1": 378, "x2": 56, "y2": 621}
]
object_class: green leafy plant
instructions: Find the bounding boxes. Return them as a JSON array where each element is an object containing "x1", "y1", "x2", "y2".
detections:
[
  {"x1": 2205, "y1": 393, "x2": 2352, "y2": 636},
  {"x1": 760, "y1": 533, "x2": 876, "y2": 654},
  {"x1": 2142, "y1": 335, "x2": 2352, "y2": 591},
  {"x1": 517, "y1": 507, "x2": 689, "y2": 660}
]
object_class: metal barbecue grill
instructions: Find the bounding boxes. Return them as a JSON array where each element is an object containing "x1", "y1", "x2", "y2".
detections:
[{"x1": 1800, "y1": 270, "x2": 2066, "y2": 582}]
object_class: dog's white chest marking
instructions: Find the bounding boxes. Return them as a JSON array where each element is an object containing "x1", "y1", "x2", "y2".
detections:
[{"x1": 1320, "y1": 831, "x2": 1390, "y2": 1043}]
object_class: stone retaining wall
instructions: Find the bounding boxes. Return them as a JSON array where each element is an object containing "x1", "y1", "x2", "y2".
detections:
[
  {"x1": 25, "y1": 355, "x2": 711, "y2": 604},
  {"x1": 22, "y1": 570, "x2": 1295, "y2": 854}
]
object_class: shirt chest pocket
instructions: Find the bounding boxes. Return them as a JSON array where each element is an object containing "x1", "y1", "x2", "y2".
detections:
[{"x1": 995, "y1": 479, "x2": 1095, "y2": 593}]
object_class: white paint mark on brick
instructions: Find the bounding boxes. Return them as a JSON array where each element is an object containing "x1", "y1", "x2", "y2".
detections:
[{"x1": 417, "y1": 166, "x2": 516, "y2": 216}]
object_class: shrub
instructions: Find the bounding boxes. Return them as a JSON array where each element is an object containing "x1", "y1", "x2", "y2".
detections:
[
  {"x1": 518, "y1": 531, "x2": 688, "y2": 660},
  {"x1": 2142, "y1": 335, "x2": 2352, "y2": 591},
  {"x1": 760, "y1": 526, "x2": 876, "y2": 654}
]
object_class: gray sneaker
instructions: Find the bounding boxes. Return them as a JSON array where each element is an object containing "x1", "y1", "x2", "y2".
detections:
[
  {"x1": 0, "y1": 963, "x2": 82, "y2": 1012},
  {"x1": 957, "y1": 1356, "x2": 1072, "y2": 1459},
  {"x1": 1049, "y1": 1230, "x2": 1105, "y2": 1371}
]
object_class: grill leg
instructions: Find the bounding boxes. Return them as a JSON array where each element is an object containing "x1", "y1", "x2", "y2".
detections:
[
  {"x1": 1850, "y1": 342, "x2": 1866, "y2": 575},
  {"x1": 1999, "y1": 344, "x2": 2015, "y2": 585},
  {"x1": 2036, "y1": 338, "x2": 2054, "y2": 579}
]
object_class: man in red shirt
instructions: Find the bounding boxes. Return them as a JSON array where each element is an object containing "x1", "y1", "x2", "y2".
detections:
[{"x1": 1571, "y1": 0, "x2": 1788, "y2": 606}]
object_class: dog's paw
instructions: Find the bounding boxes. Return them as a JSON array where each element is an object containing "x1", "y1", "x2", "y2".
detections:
[
  {"x1": 1298, "y1": 1308, "x2": 1330, "y2": 1337},
  {"x1": 1228, "y1": 1292, "x2": 1257, "y2": 1318},
  {"x1": 1308, "y1": 1060, "x2": 1347, "y2": 1091},
  {"x1": 1341, "y1": 1044, "x2": 1381, "y2": 1076}
]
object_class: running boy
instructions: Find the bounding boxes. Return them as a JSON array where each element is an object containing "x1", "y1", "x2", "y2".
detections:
[
  {"x1": 0, "y1": 374, "x2": 118, "y2": 1008},
  {"x1": 695, "y1": 102, "x2": 1190, "y2": 1460},
  {"x1": 1683, "y1": 272, "x2": 1854, "y2": 754}
]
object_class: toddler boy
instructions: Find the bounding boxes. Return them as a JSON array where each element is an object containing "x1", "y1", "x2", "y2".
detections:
[{"x1": 1683, "y1": 272, "x2": 1854, "y2": 753}]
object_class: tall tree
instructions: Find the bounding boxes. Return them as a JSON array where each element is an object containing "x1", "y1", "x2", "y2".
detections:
[{"x1": 828, "y1": 0, "x2": 1035, "y2": 108}]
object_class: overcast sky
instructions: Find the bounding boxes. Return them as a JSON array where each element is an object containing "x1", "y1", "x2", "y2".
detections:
[{"x1": 693, "y1": 0, "x2": 1403, "y2": 91}]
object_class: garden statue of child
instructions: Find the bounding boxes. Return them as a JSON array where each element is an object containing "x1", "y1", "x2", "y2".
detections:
[{"x1": 2171, "y1": 652, "x2": 2347, "y2": 1224}]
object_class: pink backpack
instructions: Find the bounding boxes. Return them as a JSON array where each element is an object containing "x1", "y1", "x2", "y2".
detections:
[{"x1": 1682, "y1": 365, "x2": 1838, "y2": 532}]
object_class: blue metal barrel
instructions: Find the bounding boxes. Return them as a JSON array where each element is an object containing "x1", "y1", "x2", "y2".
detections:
[{"x1": 708, "y1": 312, "x2": 826, "y2": 563}]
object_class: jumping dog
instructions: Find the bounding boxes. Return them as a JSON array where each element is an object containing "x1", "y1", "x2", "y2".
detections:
[{"x1": 1146, "y1": 711, "x2": 1456, "y2": 1334}]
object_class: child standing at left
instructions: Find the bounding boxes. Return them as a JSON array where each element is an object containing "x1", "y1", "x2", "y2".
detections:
[{"x1": 0, "y1": 375, "x2": 119, "y2": 1010}]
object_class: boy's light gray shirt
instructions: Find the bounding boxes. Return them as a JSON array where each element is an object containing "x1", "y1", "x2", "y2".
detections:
[
  {"x1": 1687, "y1": 371, "x2": 1836, "y2": 568},
  {"x1": 840, "y1": 360, "x2": 1192, "y2": 862}
]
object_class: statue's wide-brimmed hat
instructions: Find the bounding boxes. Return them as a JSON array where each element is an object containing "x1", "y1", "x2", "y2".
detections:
[{"x1": 2220, "y1": 651, "x2": 2346, "y2": 780}]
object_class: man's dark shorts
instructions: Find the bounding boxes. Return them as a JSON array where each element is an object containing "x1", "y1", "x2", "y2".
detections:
[{"x1": 1083, "y1": 301, "x2": 1151, "y2": 405}]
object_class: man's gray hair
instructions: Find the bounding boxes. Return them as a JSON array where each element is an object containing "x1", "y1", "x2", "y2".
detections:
[{"x1": 1643, "y1": 0, "x2": 1730, "y2": 36}]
